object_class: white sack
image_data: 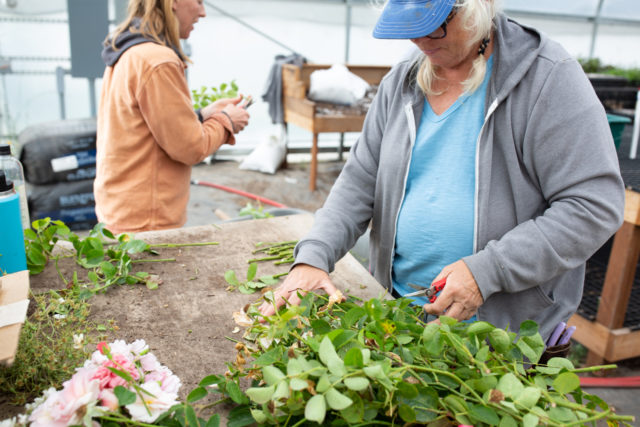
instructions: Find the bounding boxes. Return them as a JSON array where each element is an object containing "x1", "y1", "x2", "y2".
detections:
[
  {"x1": 307, "y1": 64, "x2": 370, "y2": 106},
  {"x1": 239, "y1": 127, "x2": 287, "y2": 175}
]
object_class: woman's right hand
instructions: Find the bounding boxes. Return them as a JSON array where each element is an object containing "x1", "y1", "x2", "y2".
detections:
[
  {"x1": 221, "y1": 103, "x2": 249, "y2": 133},
  {"x1": 258, "y1": 264, "x2": 340, "y2": 316}
]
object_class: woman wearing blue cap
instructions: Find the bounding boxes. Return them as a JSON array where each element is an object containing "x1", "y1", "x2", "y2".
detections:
[{"x1": 260, "y1": 0, "x2": 624, "y2": 340}]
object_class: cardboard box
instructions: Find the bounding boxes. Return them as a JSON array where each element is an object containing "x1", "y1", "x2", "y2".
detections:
[{"x1": 0, "y1": 270, "x2": 30, "y2": 365}]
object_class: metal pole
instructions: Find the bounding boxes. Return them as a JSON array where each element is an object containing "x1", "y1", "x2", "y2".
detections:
[
  {"x1": 345, "y1": 0, "x2": 352, "y2": 63},
  {"x1": 589, "y1": 0, "x2": 605, "y2": 60},
  {"x1": 55, "y1": 66, "x2": 66, "y2": 119},
  {"x1": 203, "y1": 1, "x2": 302, "y2": 57},
  {"x1": 630, "y1": 89, "x2": 640, "y2": 159},
  {"x1": 88, "y1": 77, "x2": 96, "y2": 117}
]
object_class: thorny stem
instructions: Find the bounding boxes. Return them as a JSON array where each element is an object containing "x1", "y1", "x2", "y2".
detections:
[
  {"x1": 150, "y1": 241, "x2": 219, "y2": 248},
  {"x1": 252, "y1": 241, "x2": 297, "y2": 254},
  {"x1": 97, "y1": 414, "x2": 158, "y2": 426},
  {"x1": 54, "y1": 256, "x2": 69, "y2": 286},
  {"x1": 132, "y1": 258, "x2": 176, "y2": 263}
]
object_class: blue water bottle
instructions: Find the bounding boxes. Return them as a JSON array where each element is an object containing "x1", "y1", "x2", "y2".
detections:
[{"x1": 0, "y1": 170, "x2": 27, "y2": 275}]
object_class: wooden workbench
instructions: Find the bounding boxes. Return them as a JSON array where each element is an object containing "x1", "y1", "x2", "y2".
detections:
[
  {"x1": 569, "y1": 187, "x2": 640, "y2": 364},
  {"x1": 28, "y1": 214, "x2": 385, "y2": 420}
]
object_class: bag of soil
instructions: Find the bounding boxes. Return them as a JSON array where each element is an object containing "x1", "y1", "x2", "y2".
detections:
[
  {"x1": 28, "y1": 179, "x2": 97, "y2": 231},
  {"x1": 18, "y1": 118, "x2": 97, "y2": 185}
]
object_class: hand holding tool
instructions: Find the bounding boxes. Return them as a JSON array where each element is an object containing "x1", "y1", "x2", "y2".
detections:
[{"x1": 404, "y1": 277, "x2": 447, "y2": 303}]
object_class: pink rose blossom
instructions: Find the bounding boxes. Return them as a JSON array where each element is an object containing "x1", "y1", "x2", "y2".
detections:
[
  {"x1": 126, "y1": 381, "x2": 179, "y2": 423},
  {"x1": 29, "y1": 367, "x2": 100, "y2": 427},
  {"x1": 99, "y1": 389, "x2": 119, "y2": 412},
  {"x1": 92, "y1": 354, "x2": 140, "y2": 389}
]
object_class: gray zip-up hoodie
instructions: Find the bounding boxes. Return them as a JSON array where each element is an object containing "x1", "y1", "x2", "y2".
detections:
[{"x1": 293, "y1": 14, "x2": 625, "y2": 339}]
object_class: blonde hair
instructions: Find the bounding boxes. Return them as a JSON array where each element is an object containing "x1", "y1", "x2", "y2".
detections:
[
  {"x1": 107, "y1": 0, "x2": 189, "y2": 62},
  {"x1": 416, "y1": 0, "x2": 500, "y2": 96}
]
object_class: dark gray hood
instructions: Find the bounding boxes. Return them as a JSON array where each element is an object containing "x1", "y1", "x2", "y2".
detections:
[{"x1": 102, "y1": 18, "x2": 184, "y2": 66}]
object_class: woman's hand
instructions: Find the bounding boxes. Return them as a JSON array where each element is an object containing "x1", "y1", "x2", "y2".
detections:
[
  {"x1": 258, "y1": 264, "x2": 340, "y2": 316},
  {"x1": 200, "y1": 95, "x2": 250, "y2": 133},
  {"x1": 423, "y1": 260, "x2": 484, "y2": 321},
  {"x1": 221, "y1": 103, "x2": 249, "y2": 133},
  {"x1": 203, "y1": 95, "x2": 243, "y2": 116}
]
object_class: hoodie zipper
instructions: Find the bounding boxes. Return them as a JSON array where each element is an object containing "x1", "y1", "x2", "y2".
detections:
[
  {"x1": 472, "y1": 98, "x2": 499, "y2": 254},
  {"x1": 387, "y1": 101, "x2": 419, "y2": 288}
]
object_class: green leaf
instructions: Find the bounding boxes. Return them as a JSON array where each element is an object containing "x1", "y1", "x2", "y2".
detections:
[
  {"x1": 305, "y1": 394, "x2": 327, "y2": 424},
  {"x1": 290, "y1": 377, "x2": 309, "y2": 391},
  {"x1": 467, "y1": 320, "x2": 495, "y2": 336},
  {"x1": 422, "y1": 322, "x2": 440, "y2": 341},
  {"x1": 199, "y1": 375, "x2": 224, "y2": 387},
  {"x1": 246, "y1": 262, "x2": 257, "y2": 281},
  {"x1": 262, "y1": 365, "x2": 285, "y2": 386},
  {"x1": 398, "y1": 404, "x2": 416, "y2": 422},
  {"x1": 344, "y1": 376, "x2": 369, "y2": 391},
  {"x1": 332, "y1": 330, "x2": 358, "y2": 349},
  {"x1": 489, "y1": 328, "x2": 512, "y2": 354},
  {"x1": 325, "y1": 387, "x2": 353, "y2": 410},
  {"x1": 319, "y1": 336, "x2": 346, "y2": 376},
  {"x1": 107, "y1": 366, "x2": 134, "y2": 382},
  {"x1": 397, "y1": 381, "x2": 418, "y2": 398},
  {"x1": 344, "y1": 306, "x2": 366, "y2": 327},
  {"x1": 499, "y1": 415, "x2": 518, "y2": 427},
  {"x1": 245, "y1": 385, "x2": 275, "y2": 404},
  {"x1": 344, "y1": 347, "x2": 364, "y2": 367},
  {"x1": 250, "y1": 408, "x2": 267, "y2": 424},
  {"x1": 469, "y1": 404, "x2": 500, "y2": 425},
  {"x1": 497, "y1": 373, "x2": 524, "y2": 399},
  {"x1": 515, "y1": 387, "x2": 541, "y2": 409},
  {"x1": 187, "y1": 386, "x2": 208, "y2": 402},
  {"x1": 519, "y1": 320, "x2": 539, "y2": 336},
  {"x1": 114, "y1": 385, "x2": 136, "y2": 406},
  {"x1": 252, "y1": 347, "x2": 283, "y2": 367},
  {"x1": 226, "y1": 380, "x2": 248, "y2": 404},
  {"x1": 396, "y1": 334, "x2": 413, "y2": 345},
  {"x1": 185, "y1": 404, "x2": 199, "y2": 427},
  {"x1": 548, "y1": 357, "x2": 575, "y2": 370},
  {"x1": 553, "y1": 371, "x2": 581, "y2": 394},
  {"x1": 272, "y1": 380, "x2": 290, "y2": 400},
  {"x1": 227, "y1": 406, "x2": 255, "y2": 427},
  {"x1": 363, "y1": 364, "x2": 384, "y2": 379},
  {"x1": 316, "y1": 374, "x2": 331, "y2": 393},
  {"x1": 287, "y1": 357, "x2": 303, "y2": 376},
  {"x1": 224, "y1": 270, "x2": 239, "y2": 286},
  {"x1": 311, "y1": 319, "x2": 332, "y2": 335}
]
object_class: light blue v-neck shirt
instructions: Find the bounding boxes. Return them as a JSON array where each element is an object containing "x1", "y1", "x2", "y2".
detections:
[{"x1": 393, "y1": 57, "x2": 493, "y2": 312}]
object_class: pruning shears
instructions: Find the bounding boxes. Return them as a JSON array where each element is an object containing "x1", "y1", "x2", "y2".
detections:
[{"x1": 404, "y1": 277, "x2": 447, "y2": 303}]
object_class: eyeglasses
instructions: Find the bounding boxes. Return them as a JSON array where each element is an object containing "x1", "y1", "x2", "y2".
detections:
[{"x1": 425, "y1": 7, "x2": 458, "y2": 39}]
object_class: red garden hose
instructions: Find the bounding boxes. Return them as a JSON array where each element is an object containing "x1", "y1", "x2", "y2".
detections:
[
  {"x1": 191, "y1": 179, "x2": 287, "y2": 208},
  {"x1": 579, "y1": 376, "x2": 640, "y2": 388}
]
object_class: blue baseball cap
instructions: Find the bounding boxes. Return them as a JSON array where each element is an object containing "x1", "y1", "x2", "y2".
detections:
[{"x1": 373, "y1": 0, "x2": 456, "y2": 39}]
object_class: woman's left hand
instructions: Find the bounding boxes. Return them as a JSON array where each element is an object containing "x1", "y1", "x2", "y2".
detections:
[{"x1": 423, "y1": 260, "x2": 484, "y2": 321}]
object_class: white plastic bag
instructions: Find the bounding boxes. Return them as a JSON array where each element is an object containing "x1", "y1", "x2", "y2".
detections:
[
  {"x1": 239, "y1": 126, "x2": 287, "y2": 174},
  {"x1": 307, "y1": 64, "x2": 370, "y2": 106}
]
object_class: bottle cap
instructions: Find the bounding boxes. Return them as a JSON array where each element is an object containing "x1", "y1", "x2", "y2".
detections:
[
  {"x1": 0, "y1": 170, "x2": 14, "y2": 192},
  {"x1": 0, "y1": 144, "x2": 10, "y2": 155}
]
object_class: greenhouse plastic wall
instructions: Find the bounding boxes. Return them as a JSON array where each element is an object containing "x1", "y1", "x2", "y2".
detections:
[{"x1": 1, "y1": 0, "x2": 640, "y2": 153}]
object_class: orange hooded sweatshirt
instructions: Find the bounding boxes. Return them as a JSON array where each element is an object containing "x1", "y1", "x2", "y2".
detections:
[{"x1": 95, "y1": 41, "x2": 234, "y2": 234}]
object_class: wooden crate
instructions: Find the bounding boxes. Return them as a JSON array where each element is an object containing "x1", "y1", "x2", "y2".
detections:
[
  {"x1": 0, "y1": 270, "x2": 30, "y2": 366},
  {"x1": 281, "y1": 63, "x2": 391, "y2": 191}
]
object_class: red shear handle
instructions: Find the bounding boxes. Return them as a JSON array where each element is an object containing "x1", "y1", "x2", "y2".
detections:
[{"x1": 429, "y1": 277, "x2": 447, "y2": 303}]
